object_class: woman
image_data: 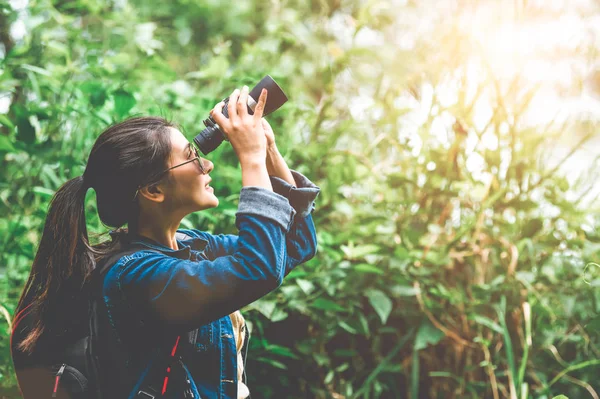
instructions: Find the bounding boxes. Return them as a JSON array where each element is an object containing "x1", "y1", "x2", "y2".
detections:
[{"x1": 11, "y1": 86, "x2": 319, "y2": 398}]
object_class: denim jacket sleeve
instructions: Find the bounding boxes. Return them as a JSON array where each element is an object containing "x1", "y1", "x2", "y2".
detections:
[
  {"x1": 269, "y1": 170, "x2": 320, "y2": 276},
  {"x1": 117, "y1": 187, "x2": 297, "y2": 333},
  {"x1": 191, "y1": 170, "x2": 320, "y2": 277},
  {"x1": 270, "y1": 169, "x2": 320, "y2": 219}
]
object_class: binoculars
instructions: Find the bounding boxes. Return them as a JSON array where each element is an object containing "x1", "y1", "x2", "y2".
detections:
[{"x1": 193, "y1": 75, "x2": 288, "y2": 155}]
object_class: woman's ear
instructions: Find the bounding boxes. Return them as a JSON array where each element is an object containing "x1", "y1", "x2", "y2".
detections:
[{"x1": 138, "y1": 183, "x2": 165, "y2": 203}]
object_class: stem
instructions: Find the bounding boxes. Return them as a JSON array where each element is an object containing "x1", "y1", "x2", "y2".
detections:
[
  {"x1": 548, "y1": 359, "x2": 600, "y2": 387},
  {"x1": 411, "y1": 348, "x2": 419, "y2": 399},
  {"x1": 351, "y1": 331, "x2": 414, "y2": 399}
]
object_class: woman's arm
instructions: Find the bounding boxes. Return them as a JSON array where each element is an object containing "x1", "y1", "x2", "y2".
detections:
[
  {"x1": 262, "y1": 118, "x2": 295, "y2": 186},
  {"x1": 187, "y1": 170, "x2": 319, "y2": 275},
  {"x1": 266, "y1": 144, "x2": 295, "y2": 186},
  {"x1": 116, "y1": 187, "x2": 295, "y2": 334}
]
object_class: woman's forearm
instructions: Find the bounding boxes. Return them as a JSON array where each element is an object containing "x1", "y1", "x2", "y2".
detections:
[
  {"x1": 241, "y1": 159, "x2": 273, "y2": 191},
  {"x1": 266, "y1": 145, "x2": 296, "y2": 186}
]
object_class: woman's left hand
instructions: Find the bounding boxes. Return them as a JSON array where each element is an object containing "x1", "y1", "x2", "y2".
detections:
[{"x1": 261, "y1": 118, "x2": 276, "y2": 149}]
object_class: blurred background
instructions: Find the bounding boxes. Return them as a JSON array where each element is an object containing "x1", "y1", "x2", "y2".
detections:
[{"x1": 1, "y1": 0, "x2": 599, "y2": 398}]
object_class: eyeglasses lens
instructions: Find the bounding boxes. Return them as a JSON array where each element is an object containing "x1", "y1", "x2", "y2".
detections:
[{"x1": 193, "y1": 147, "x2": 207, "y2": 174}]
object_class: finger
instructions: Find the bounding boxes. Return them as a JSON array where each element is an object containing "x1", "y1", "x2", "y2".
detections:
[
  {"x1": 253, "y1": 88, "x2": 268, "y2": 121},
  {"x1": 228, "y1": 88, "x2": 240, "y2": 121},
  {"x1": 210, "y1": 101, "x2": 223, "y2": 117},
  {"x1": 211, "y1": 101, "x2": 230, "y2": 131},
  {"x1": 237, "y1": 85, "x2": 249, "y2": 117}
]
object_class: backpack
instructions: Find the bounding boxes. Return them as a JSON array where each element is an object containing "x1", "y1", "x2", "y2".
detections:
[{"x1": 13, "y1": 232, "x2": 196, "y2": 399}]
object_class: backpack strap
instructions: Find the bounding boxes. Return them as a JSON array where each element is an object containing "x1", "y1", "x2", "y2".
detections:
[
  {"x1": 91, "y1": 233, "x2": 196, "y2": 399},
  {"x1": 89, "y1": 243, "x2": 156, "y2": 399}
]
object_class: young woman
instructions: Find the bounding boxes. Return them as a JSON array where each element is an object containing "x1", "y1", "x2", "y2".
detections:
[{"x1": 11, "y1": 86, "x2": 319, "y2": 398}]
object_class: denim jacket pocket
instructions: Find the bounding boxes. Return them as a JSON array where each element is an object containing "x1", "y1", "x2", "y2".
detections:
[{"x1": 194, "y1": 323, "x2": 214, "y2": 353}]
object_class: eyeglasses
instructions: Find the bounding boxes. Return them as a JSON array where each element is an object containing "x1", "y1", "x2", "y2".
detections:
[
  {"x1": 163, "y1": 145, "x2": 208, "y2": 175},
  {"x1": 133, "y1": 144, "x2": 209, "y2": 201}
]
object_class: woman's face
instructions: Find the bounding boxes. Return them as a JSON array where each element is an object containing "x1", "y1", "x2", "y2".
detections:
[{"x1": 163, "y1": 127, "x2": 218, "y2": 213}]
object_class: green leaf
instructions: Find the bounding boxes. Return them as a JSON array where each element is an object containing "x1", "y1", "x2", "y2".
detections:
[
  {"x1": 252, "y1": 300, "x2": 276, "y2": 318},
  {"x1": 358, "y1": 312, "x2": 370, "y2": 336},
  {"x1": 0, "y1": 114, "x2": 15, "y2": 130},
  {"x1": 395, "y1": 246, "x2": 410, "y2": 259},
  {"x1": 354, "y1": 263, "x2": 384, "y2": 275},
  {"x1": 295, "y1": 278, "x2": 315, "y2": 294},
  {"x1": 21, "y1": 64, "x2": 51, "y2": 76},
  {"x1": 270, "y1": 307, "x2": 288, "y2": 322},
  {"x1": 32, "y1": 186, "x2": 55, "y2": 198},
  {"x1": 366, "y1": 289, "x2": 393, "y2": 324},
  {"x1": 425, "y1": 250, "x2": 450, "y2": 266},
  {"x1": 113, "y1": 89, "x2": 136, "y2": 118},
  {"x1": 266, "y1": 344, "x2": 299, "y2": 359},
  {"x1": 324, "y1": 370, "x2": 334, "y2": 384},
  {"x1": 338, "y1": 320, "x2": 359, "y2": 334},
  {"x1": 255, "y1": 357, "x2": 287, "y2": 370},
  {"x1": 0, "y1": 135, "x2": 16, "y2": 152},
  {"x1": 470, "y1": 314, "x2": 503, "y2": 334},
  {"x1": 341, "y1": 243, "x2": 380, "y2": 259},
  {"x1": 311, "y1": 298, "x2": 346, "y2": 312},
  {"x1": 414, "y1": 321, "x2": 445, "y2": 351},
  {"x1": 81, "y1": 82, "x2": 108, "y2": 107},
  {"x1": 334, "y1": 349, "x2": 357, "y2": 357},
  {"x1": 312, "y1": 353, "x2": 329, "y2": 367},
  {"x1": 390, "y1": 285, "x2": 419, "y2": 296}
]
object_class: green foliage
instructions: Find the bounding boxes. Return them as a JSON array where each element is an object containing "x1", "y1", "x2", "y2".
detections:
[{"x1": 1, "y1": 0, "x2": 599, "y2": 398}]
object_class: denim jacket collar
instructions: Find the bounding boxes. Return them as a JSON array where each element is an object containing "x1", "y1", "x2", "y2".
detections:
[{"x1": 109, "y1": 230, "x2": 209, "y2": 260}]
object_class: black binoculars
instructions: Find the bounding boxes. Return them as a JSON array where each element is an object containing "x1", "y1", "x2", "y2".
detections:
[{"x1": 193, "y1": 75, "x2": 288, "y2": 155}]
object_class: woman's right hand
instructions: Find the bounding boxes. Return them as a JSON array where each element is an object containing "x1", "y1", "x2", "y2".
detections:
[{"x1": 211, "y1": 86, "x2": 268, "y2": 166}]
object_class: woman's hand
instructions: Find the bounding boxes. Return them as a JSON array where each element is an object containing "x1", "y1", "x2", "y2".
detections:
[{"x1": 211, "y1": 86, "x2": 268, "y2": 165}]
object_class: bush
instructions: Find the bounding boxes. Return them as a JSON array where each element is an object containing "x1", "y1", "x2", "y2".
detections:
[{"x1": 1, "y1": 1, "x2": 598, "y2": 398}]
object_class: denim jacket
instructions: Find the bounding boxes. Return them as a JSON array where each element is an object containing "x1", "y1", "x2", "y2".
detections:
[{"x1": 101, "y1": 170, "x2": 320, "y2": 399}]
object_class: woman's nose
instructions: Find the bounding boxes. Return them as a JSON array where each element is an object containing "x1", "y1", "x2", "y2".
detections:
[{"x1": 205, "y1": 160, "x2": 214, "y2": 174}]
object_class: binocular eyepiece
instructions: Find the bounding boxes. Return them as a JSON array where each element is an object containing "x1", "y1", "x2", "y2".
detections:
[{"x1": 193, "y1": 75, "x2": 288, "y2": 155}]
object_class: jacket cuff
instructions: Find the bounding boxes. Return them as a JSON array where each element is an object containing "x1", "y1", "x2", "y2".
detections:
[
  {"x1": 270, "y1": 170, "x2": 320, "y2": 218},
  {"x1": 237, "y1": 187, "x2": 297, "y2": 231}
]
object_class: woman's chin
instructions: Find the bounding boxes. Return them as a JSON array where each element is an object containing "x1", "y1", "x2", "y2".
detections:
[
  {"x1": 195, "y1": 196, "x2": 219, "y2": 211},
  {"x1": 206, "y1": 195, "x2": 219, "y2": 208}
]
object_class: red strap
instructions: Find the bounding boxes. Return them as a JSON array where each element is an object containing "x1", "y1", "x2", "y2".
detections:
[
  {"x1": 53, "y1": 375, "x2": 60, "y2": 396},
  {"x1": 161, "y1": 376, "x2": 169, "y2": 395},
  {"x1": 170, "y1": 335, "x2": 181, "y2": 356},
  {"x1": 162, "y1": 335, "x2": 181, "y2": 395}
]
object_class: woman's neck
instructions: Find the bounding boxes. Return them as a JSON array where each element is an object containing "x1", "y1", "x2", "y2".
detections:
[{"x1": 134, "y1": 214, "x2": 182, "y2": 250}]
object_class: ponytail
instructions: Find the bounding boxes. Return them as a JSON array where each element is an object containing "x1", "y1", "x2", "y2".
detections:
[
  {"x1": 14, "y1": 175, "x2": 94, "y2": 353},
  {"x1": 13, "y1": 116, "x2": 176, "y2": 354}
]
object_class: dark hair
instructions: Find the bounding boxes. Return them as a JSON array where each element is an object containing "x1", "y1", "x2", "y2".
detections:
[{"x1": 15, "y1": 116, "x2": 176, "y2": 353}]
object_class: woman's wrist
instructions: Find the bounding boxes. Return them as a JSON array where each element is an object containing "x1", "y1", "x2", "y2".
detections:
[
  {"x1": 238, "y1": 151, "x2": 266, "y2": 167},
  {"x1": 240, "y1": 160, "x2": 272, "y2": 190}
]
